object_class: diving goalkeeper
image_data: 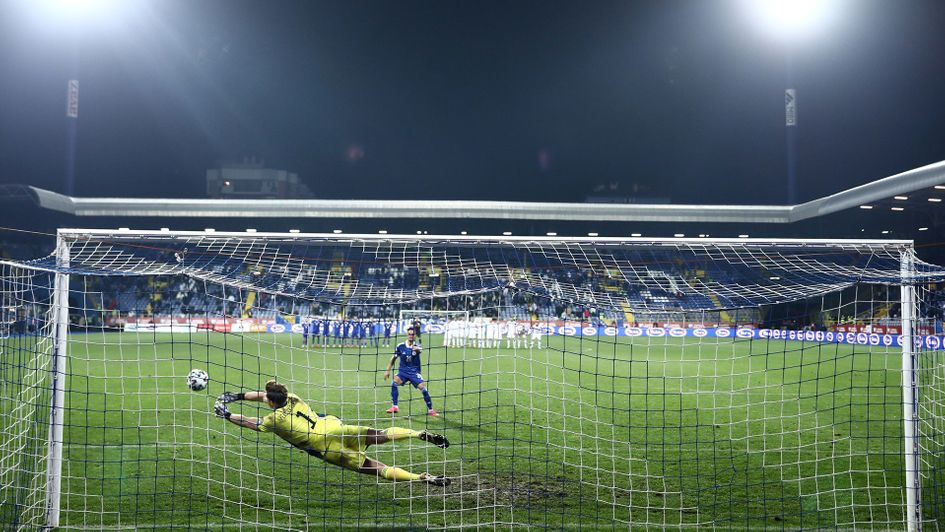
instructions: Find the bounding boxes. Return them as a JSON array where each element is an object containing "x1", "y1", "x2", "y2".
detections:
[{"x1": 214, "y1": 380, "x2": 450, "y2": 486}]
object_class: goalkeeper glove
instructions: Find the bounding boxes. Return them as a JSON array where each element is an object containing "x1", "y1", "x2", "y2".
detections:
[
  {"x1": 214, "y1": 401, "x2": 231, "y2": 419},
  {"x1": 218, "y1": 391, "x2": 244, "y2": 403}
]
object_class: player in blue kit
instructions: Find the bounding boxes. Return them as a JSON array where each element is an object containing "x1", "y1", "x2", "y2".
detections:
[
  {"x1": 301, "y1": 319, "x2": 310, "y2": 348},
  {"x1": 312, "y1": 318, "x2": 321, "y2": 346},
  {"x1": 342, "y1": 320, "x2": 351, "y2": 346},
  {"x1": 383, "y1": 321, "x2": 393, "y2": 347},
  {"x1": 383, "y1": 327, "x2": 438, "y2": 416},
  {"x1": 369, "y1": 320, "x2": 380, "y2": 348},
  {"x1": 353, "y1": 321, "x2": 364, "y2": 347},
  {"x1": 359, "y1": 320, "x2": 369, "y2": 347}
]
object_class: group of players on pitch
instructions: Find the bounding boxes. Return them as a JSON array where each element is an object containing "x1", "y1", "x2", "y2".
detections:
[{"x1": 213, "y1": 326, "x2": 452, "y2": 486}]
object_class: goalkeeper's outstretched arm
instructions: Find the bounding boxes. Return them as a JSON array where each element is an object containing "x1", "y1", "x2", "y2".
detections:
[
  {"x1": 215, "y1": 390, "x2": 267, "y2": 430},
  {"x1": 219, "y1": 390, "x2": 268, "y2": 403}
]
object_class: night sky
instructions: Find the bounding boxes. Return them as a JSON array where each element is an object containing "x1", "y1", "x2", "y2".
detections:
[{"x1": 2, "y1": 0, "x2": 945, "y2": 205}]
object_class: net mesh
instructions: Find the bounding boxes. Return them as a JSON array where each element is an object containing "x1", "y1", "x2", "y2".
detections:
[{"x1": 0, "y1": 231, "x2": 943, "y2": 530}]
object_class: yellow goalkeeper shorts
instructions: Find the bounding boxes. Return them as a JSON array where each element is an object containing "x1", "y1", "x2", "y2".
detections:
[{"x1": 310, "y1": 415, "x2": 368, "y2": 470}]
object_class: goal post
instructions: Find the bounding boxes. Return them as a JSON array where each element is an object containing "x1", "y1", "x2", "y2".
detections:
[
  {"x1": 45, "y1": 234, "x2": 70, "y2": 528},
  {"x1": 901, "y1": 249, "x2": 923, "y2": 532},
  {"x1": 1, "y1": 229, "x2": 942, "y2": 530}
]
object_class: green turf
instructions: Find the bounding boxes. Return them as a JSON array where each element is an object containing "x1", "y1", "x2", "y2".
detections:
[{"x1": 3, "y1": 332, "x2": 918, "y2": 529}]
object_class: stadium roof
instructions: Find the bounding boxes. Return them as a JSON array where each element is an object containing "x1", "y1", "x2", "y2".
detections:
[{"x1": 21, "y1": 159, "x2": 945, "y2": 224}]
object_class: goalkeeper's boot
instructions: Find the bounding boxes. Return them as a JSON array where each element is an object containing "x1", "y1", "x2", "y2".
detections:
[
  {"x1": 385, "y1": 405, "x2": 399, "y2": 414},
  {"x1": 419, "y1": 430, "x2": 450, "y2": 449},
  {"x1": 428, "y1": 409, "x2": 439, "y2": 417},
  {"x1": 419, "y1": 473, "x2": 451, "y2": 487}
]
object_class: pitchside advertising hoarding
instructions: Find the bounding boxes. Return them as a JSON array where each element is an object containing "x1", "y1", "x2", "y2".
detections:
[
  {"x1": 120, "y1": 317, "x2": 268, "y2": 334},
  {"x1": 423, "y1": 323, "x2": 938, "y2": 350},
  {"x1": 115, "y1": 317, "x2": 945, "y2": 350}
]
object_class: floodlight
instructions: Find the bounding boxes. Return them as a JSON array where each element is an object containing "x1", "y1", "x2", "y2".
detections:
[
  {"x1": 919, "y1": 227, "x2": 929, "y2": 231},
  {"x1": 741, "y1": 0, "x2": 843, "y2": 42},
  {"x1": 49, "y1": 0, "x2": 117, "y2": 13},
  {"x1": 21, "y1": 0, "x2": 133, "y2": 32}
]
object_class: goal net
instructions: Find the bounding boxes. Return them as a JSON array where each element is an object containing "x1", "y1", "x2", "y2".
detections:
[{"x1": 1, "y1": 230, "x2": 944, "y2": 530}]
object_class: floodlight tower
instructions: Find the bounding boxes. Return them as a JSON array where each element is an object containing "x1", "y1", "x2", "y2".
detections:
[
  {"x1": 741, "y1": 0, "x2": 841, "y2": 204},
  {"x1": 65, "y1": 55, "x2": 78, "y2": 196},
  {"x1": 15, "y1": 1, "x2": 128, "y2": 526}
]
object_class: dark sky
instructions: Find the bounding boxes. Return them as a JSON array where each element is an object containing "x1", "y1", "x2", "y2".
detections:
[{"x1": 1, "y1": 0, "x2": 945, "y2": 204}]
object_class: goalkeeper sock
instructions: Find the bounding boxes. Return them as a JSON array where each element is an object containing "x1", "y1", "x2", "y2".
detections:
[
  {"x1": 390, "y1": 382, "x2": 399, "y2": 406},
  {"x1": 383, "y1": 427, "x2": 420, "y2": 441},
  {"x1": 421, "y1": 388, "x2": 433, "y2": 409},
  {"x1": 381, "y1": 466, "x2": 421, "y2": 482}
]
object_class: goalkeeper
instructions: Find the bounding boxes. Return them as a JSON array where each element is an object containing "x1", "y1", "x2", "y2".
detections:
[{"x1": 214, "y1": 380, "x2": 450, "y2": 486}]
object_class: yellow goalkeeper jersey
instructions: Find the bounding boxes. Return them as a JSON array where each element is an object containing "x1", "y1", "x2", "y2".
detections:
[
  {"x1": 258, "y1": 393, "x2": 323, "y2": 448},
  {"x1": 258, "y1": 393, "x2": 368, "y2": 469}
]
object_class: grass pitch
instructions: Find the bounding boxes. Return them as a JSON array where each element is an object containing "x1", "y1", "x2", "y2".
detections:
[{"x1": 7, "y1": 331, "x2": 915, "y2": 529}]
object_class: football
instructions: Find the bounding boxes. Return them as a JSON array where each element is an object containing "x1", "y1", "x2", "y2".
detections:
[{"x1": 186, "y1": 368, "x2": 209, "y2": 391}]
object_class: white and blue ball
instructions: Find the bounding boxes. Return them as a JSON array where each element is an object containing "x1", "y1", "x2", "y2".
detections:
[{"x1": 186, "y1": 368, "x2": 209, "y2": 391}]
